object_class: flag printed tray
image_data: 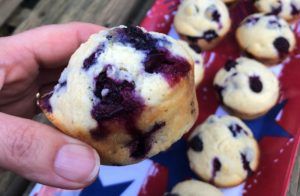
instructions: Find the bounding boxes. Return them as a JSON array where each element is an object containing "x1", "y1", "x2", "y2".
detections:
[{"x1": 30, "y1": 0, "x2": 300, "y2": 195}]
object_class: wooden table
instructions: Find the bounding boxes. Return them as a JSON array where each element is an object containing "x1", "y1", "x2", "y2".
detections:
[{"x1": 0, "y1": 0, "x2": 299, "y2": 195}]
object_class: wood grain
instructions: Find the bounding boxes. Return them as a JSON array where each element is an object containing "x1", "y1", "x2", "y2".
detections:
[
  {"x1": 14, "y1": 0, "x2": 155, "y2": 34},
  {"x1": 0, "y1": 0, "x2": 23, "y2": 27}
]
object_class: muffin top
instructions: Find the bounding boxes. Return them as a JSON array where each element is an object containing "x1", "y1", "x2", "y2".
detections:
[
  {"x1": 254, "y1": 0, "x2": 300, "y2": 21},
  {"x1": 236, "y1": 13, "x2": 296, "y2": 60},
  {"x1": 168, "y1": 180, "x2": 223, "y2": 196},
  {"x1": 213, "y1": 57, "x2": 279, "y2": 117},
  {"x1": 174, "y1": 0, "x2": 231, "y2": 40},
  {"x1": 187, "y1": 115, "x2": 260, "y2": 187}
]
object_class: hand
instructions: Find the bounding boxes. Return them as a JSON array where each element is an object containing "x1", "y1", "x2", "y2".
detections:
[{"x1": 0, "y1": 22, "x2": 105, "y2": 189}]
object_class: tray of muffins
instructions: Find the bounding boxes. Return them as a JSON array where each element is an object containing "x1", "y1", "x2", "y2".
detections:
[{"x1": 31, "y1": 0, "x2": 300, "y2": 195}]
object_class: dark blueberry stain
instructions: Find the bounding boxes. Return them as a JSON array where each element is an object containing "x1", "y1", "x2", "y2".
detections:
[
  {"x1": 83, "y1": 43, "x2": 106, "y2": 70},
  {"x1": 106, "y1": 35, "x2": 113, "y2": 40},
  {"x1": 186, "y1": 30, "x2": 218, "y2": 43},
  {"x1": 268, "y1": 19, "x2": 282, "y2": 29},
  {"x1": 206, "y1": 5, "x2": 220, "y2": 23},
  {"x1": 214, "y1": 85, "x2": 224, "y2": 104},
  {"x1": 38, "y1": 92, "x2": 53, "y2": 113},
  {"x1": 270, "y1": 3, "x2": 282, "y2": 15},
  {"x1": 189, "y1": 44, "x2": 202, "y2": 54},
  {"x1": 273, "y1": 36, "x2": 290, "y2": 58},
  {"x1": 60, "y1": 81, "x2": 67, "y2": 87},
  {"x1": 249, "y1": 76, "x2": 263, "y2": 93},
  {"x1": 231, "y1": 72, "x2": 238, "y2": 77},
  {"x1": 128, "y1": 121, "x2": 166, "y2": 159},
  {"x1": 55, "y1": 80, "x2": 67, "y2": 92},
  {"x1": 91, "y1": 67, "x2": 167, "y2": 159},
  {"x1": 242, "y1": 16, "x2": 260, "y2": 26},
  {"x1": 144, "y1": 49, "x2": 191, "y2": 86},
  {"x1": 110, "y1": 27, "x2": 191, "y2": 86},
  {"x1": 291, "y1": 4, "x2": 300, "y2": 16},
  {"x1": 189, "y1": 135, "x2": 203, "y2": 152},
  {"x1": 112, "y1": 26, "x2": 168, "y2": 51},
  {"x1": 211, "y1": 157, "x2": 222, "y2": 182},
  {"x1": 212, "y1": 10, "x2": 221, "y2": 23},
  {"x1": 187, "y1": 36, "x2": 199, "y2": 43},
  {"x1": 202, "y1": 30, "x2": 218, "y2": 42},
  {"x1": 241, "y1": 153, "x2": 253, "y2": 177},
  {"x1": 228, "y1": 124, "x2": 248, "y2": 137},
  {"x1": 92, "y1": 69, "x2": 143, "y2": 121},
  {"x1": 224, "y1": 60, "x2": 238, "y2": 71}
]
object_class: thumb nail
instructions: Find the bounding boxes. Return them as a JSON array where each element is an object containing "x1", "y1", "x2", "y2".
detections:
[{"x1": 54, "y1": 144, "x2": 100, "y2": 182}]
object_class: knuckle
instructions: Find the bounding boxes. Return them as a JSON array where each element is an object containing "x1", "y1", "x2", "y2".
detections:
[{"x1": 7, "y1": 124, "x2": 40, "y2": 163}]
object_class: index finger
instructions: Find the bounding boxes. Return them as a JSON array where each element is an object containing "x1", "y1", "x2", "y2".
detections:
[{"x1": 0, "y1": 22, "x2": 104, "y2": 69}]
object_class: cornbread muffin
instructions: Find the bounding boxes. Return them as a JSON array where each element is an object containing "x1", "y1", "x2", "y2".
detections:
[
  {"x1": 166, "y1": 180, "x2": 223, "y2": 196},
  {"x1": 254, "y1": 0, "x2": 300, "y2": 22},
  {"x1": 213, "y1": 57, "x2": 279, "y2": 119},
  {"x1": 236, "y1": 13, "x2": 296, "y2": 64},
  {"x1": 178, "y1": 40, "x2": 205, "y2": 87},
  {"x1": 174, "y1": 0, "x2": 231, "y2": 50},
  {"x1": 38, "y1": 26, "x2": 198, "y2": 165},
  {"x1": 187, "y1": 115, "x2": 260, "y2": 187}
]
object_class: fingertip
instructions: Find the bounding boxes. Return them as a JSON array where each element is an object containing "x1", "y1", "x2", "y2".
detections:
[
  {"x1": 0, "y1": 113, "x2": 101, "y2": 190},
  {"x1": 63, "y1": 22, "x2": 106, "y2": 42},
  {"x1": 54, "y1": 144, "x2": 100, "y2": 184}
]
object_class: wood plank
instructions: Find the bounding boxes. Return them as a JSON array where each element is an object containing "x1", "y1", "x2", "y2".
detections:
[
  {"x1": 7, "y1": 7, "x2": 32, "y2": 27},
  {"x1": 14, "y1": 0, "x2": 155, "y2": 34},
  {"x1": 0, "y1": 0, "x2": 23, "y2": 27}
]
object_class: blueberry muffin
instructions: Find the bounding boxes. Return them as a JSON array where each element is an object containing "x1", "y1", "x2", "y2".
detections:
[
  {"x1": 38, "y1": 26, "x2": 198, "y2": 165},
  {"x1": 213, "y1": 57, "x2": 279, "y2": 119},
  {"x1": 166, "y1": 180, "x2": 223, "y2": 196},
  {"x1": 236, "y1": 13, "x2": 296, "y2": 64},
  {"x1": 187, "y1": 115, "x2": 260, "y2": 187},
  {"x1": 174, "y1": 0, "x2": 231, "y2": 51},
  {"x1": 178, "y1": 40, "x2": 205, "y2": 87},
  {"x1": 254, "y1": 0, "x2": 300, "y2": 22}
]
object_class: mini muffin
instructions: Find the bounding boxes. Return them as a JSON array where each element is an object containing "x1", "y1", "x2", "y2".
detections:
[
  {"x1": 187, "y1": 115, "x2": 260, "y2": 187},
  {"x1": 213, "y1": 57, "x2": 279, "y2": 119},
  {"x1": 38, "y1": 26, "x2": 198, "y2": 165},
  {"x1": 166, "y1": 180, "x2": 223, "y2": 196},
  {"x1": 254, "y1": 0, "x2": 300, "y2": 22},
  {"x1": 174, "y1": 0, "x2": 231, "y2": 51},
  {"x1": 236, "y1": 13, "x2": 296, "y2": 64},
  {"x1": 178, "y1": 40, "x2": 205, "y2": 87}
]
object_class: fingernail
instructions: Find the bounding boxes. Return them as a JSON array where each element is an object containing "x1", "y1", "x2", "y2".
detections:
[{"x1": 54, "y1": 144, "x2": 100, "y2": 182}]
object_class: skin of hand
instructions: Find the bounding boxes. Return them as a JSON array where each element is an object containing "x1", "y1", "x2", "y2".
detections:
[{"x1": 0, "y1": 22, "x2": 105, "y2": 189}]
